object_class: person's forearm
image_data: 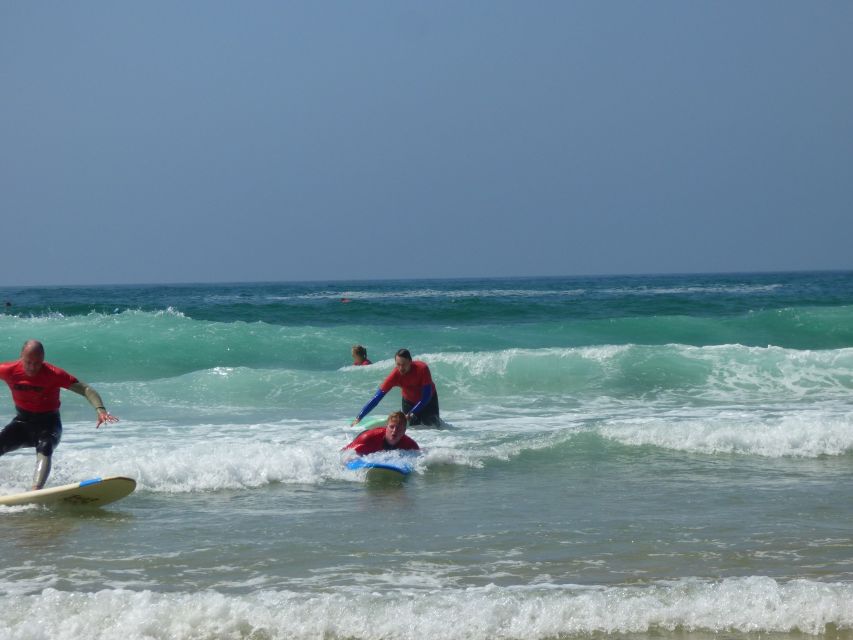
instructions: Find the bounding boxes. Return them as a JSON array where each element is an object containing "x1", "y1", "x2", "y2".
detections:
[
  {"x1": 357, "y1": 389, "x2": 386, "y2": 420},
  {"x1": 69, "y1": 381, "x2": 107, "y2": 412},
  {"x1": 409, "y1": 385, "x2": 432, "y2": 415}
]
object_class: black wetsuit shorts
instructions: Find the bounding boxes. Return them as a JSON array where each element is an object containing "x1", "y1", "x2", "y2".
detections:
[
  {"x1": 0, "y1": 409, "x2": 63, "y2": 457},
  {"x1": 402, "y1": 393, "x2": 440, "y2": 427}
]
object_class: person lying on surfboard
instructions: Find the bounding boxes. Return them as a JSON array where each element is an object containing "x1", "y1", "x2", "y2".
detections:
[
  {"x1": 351, "y1": 348, "x2": 440, "y2": 427},
  {"x1": 0, "y1": 339, "x2": 119, "y2": 490},
  {"x1": 344, "y1": 411, "x2": 419, "y2": 456}
]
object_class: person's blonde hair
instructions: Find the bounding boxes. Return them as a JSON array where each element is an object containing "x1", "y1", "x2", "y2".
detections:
[{"x1": 387, "y1": 411, "x2": 408, "y2": 427}]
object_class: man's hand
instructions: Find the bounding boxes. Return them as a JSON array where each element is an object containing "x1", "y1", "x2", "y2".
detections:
[{"x1": 96, "y1": 409, "x2": 119, "y2": 429}]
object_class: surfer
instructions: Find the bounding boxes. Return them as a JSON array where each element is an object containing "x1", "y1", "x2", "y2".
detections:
[
  {"x1": 351, "y1": 344, "x2": 372, "y2": 366},
  {"x1": 351, "y1": 348, "x2": 440, "y2": 427},
  {"x1": 0, "y1": 340, "x2": 119, "y2": 490},
  {"x1": 344, "y1": 411, "x2": 419, "y2": 455}
]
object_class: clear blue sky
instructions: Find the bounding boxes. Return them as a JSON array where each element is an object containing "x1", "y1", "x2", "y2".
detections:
[{"x1": 2, "y1": 1, "x2": 852, "y2": 286}]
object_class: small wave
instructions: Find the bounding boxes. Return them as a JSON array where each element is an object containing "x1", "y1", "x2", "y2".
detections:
[
  {"x1": 598, "y1": 409, "x2": 853, "y2": 458},
  {"x1": 1, "y1": 577, "x2": 850, "y2": 639},
  {"x1": 268, "y1": 288, "x2": 589, "y2": 301},
  {"x1": 83, "y1": 434, "x2": 359, "y2": 493},
  {"x1": 0, "y1": 310, "x2": 67, "y2": 322},
  {"x1": 0, "y1": 415, "x2": 581, "y2": 494},
  {"x1": 602, "y1": 284, "x2": 785, "y2": 296},
  {"x1": 420, "y1": 344, "x2": 853, "y2": 403},
  {"x1": 271, "y1": 283, "x2": 785, "y2": 301}
]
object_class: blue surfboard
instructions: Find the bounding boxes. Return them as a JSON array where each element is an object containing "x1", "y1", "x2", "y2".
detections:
[{"x1": 345, "y1": 457, "x2": 414, "y2": 479}]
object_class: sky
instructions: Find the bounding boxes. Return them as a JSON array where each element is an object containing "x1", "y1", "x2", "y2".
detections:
[{"x1": 2, "y1": 1, "x2": 852, "y2": 286}]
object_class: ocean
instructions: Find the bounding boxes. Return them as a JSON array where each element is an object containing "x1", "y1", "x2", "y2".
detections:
[{"x1": 0, "y1": 271, "x2": 851, "y2": 640}]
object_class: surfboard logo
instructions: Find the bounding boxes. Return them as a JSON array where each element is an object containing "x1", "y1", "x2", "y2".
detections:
[{"x1": 61, "y1": 494, "x2": 102, "y2": 505}]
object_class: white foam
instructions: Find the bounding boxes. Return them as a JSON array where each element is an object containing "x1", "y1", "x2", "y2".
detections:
[
  {"x1": 0, "y1": 412, "x2": 591, "y2": 494},
  {"x1": 422, "y1": 345, "x2": 629, "y2": 374},
  {"x1": 678, "y1": 344, "x2": 853, "y2": 402},
  {"x1": 602, "y1": 284, "x2": 784, "y2": 295},
  {"x1": 0, "y1": 577, "x2": 850, "y2": 639},
  {"x1": 419, "y1": 414, "x2": 581, "y2": 468},
  {"x1": 103, "y1": 435, "x2": 357, "y2": 492},
  {"x1": 402, "y1": 344, "x2": 853, "y2": 402},
  {"x1": 270, "y1": 287, "x2": 588, "y2": 301},
  {"x1": 0, "y1": 418, "x2": 357, "y2": 493},
  {"x1": 598, "y1": 409, "x2": 853, "y2": 458}
]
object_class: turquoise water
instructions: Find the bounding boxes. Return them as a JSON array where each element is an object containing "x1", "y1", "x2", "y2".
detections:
[{"x1": 0, "y1": 272, "x2": 852, "y2": 639}]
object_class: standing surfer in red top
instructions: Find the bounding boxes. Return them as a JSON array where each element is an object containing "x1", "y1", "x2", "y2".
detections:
[
  {"x1": 0, "y1": 340, "x2": 119, "y2": 490},
  {"x1": 344, "y1": 411, "x2": 419, "y2": 455},
  {"x1": 351, "y1": 348, "x2": 440, "y2": 427}
]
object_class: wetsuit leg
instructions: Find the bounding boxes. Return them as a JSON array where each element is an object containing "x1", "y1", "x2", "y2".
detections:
[
  {"x1": 402, "y1": 394, "x2": 441, "y2": 427},
  {"x1": 0, "y1": 417, "x2": 32, "y2": 457},
  {"x1": 34, "y1": 420, "x2": 62, "y2": 458},
  {"x1": 2, "y1": 412, "x2": 62, "y2": 489},
  {"x1": 32, "y1": 418, "x2": 61, "y2": 490}
]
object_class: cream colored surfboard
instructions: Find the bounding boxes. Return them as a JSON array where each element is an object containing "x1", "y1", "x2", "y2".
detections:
[{"x1": 0, "y1": 476, "x2": 136, "y2": 507}]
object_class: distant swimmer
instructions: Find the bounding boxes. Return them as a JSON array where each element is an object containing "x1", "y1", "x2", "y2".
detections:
[
  {"x1": 351, "y1": 344, "x2": 372, "y2": 366},
  {"x1": 351, "y1": 348, "x2": 440, "y2": 427},
  {"x1": 344, "y1": 411, "x2": 419, "y2": 455},
  {"x1": 0, "y1": 340, "x2": 119, "y2": 490}
]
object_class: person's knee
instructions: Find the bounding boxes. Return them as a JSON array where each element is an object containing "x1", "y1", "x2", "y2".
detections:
[{"x1": 36, "y1": 433, "x2": 60, "y2": 457}]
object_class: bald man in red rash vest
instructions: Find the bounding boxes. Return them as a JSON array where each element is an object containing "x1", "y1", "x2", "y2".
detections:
[{"x1": 0, "y1": 340, "x2": 119, "y2": 490}]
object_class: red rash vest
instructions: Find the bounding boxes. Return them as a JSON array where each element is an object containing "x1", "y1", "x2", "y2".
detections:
[
  {"x1": 379, "y1": 360, "x2": 436, "y2": 404},
  {"x1": 0, "y1": 360, "x2": 78, "y2": 413},
  {"x1": 344, "y1": 427, "x2": 420, "y2": 455}
]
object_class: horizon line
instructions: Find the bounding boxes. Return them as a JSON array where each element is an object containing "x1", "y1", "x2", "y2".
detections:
[{"x1": 2, "y1": 267, "x2": 852, "y2": 290}]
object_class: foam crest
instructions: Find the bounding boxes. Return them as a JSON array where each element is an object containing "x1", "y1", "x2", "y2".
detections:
[
  {"x1": 0, "y1": 414, "x2": 581, "y2": 493},
  {"x1": 415, "y1": 414, "x2": 581, "y2": 469},
  {"x1": 0, "y1": 419, "x2": 362, "y2": 493},
  {"x1": 103, "y1": 435, "x2": 356, "y2": 492},
  {"x1": 418, "y1": 346, "x2": 629, "y2": 403},
  {"x1": 1, "y1": 577, "x2": 850, "y2": 639},
  {"x1": 426, "y1": 346, "x2": 628, "y2": 374},
  {"x1": 598, "y1": 409, "x2": 853, "y2": 458},
  {"x1": 277, "y1": 287, "x2": 589, "y2": 301},
  {"x1": 602, "y1": 283, "x2": 784, "y2": 295},
  {"x1": 681, "y1": 345, "x2": 853, "y2": 401},
  {"x1": 422, "y1": 344, "x2": 853, "y2": 403}
]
